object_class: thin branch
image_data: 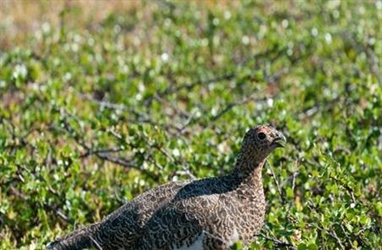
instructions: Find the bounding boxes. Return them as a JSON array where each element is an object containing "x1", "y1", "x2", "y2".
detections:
[
  {"x1": 149, "y1": 141, "x2": 196, "y2": 180},
  {"x1": 95, "y1": 152, "x2": 136, "y2": 169},
  {"x1": 210, "y1": 93, "x2": 278, "y2": 122},
  {"x1": 80, "y1": 147, "x2": 126, "y2": 158},
  {"x1": 260, "y1": 232, "x2": 296, "y2": 249},
  {"x1": 157, "y1": 73, "x2": 235, "y2": 99},
  {"x1": 314, "y1": 224, "x2": 346, "y2": 250},
  {"x1": 268, "y1": 162, "x2": 285, "y2": 205},
  {"x1": 306, "y1": 202, "x2": 346, "y2": 250},
  {"x1": 44, "y1": 204, "x2": 74, "y2": 224}
]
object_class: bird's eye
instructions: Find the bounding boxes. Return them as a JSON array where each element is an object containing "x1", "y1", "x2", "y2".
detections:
[{"x1": 258, "y1": 132, "x2": 266, "y2": 140}]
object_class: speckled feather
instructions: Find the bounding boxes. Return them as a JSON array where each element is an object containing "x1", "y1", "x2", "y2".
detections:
[{"x1": 47, "y1": 125, "x2": 286, "y2": 250}]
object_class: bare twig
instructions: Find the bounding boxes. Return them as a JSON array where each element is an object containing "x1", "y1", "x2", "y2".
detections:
[
  {"x1": 80, "y1": 147, "x2": 126, "y2": 158},
  {"x1": 341, "y1": 32, "x2": 382, "y2": 85},
  {"x1": 94, "y1": 152, "x2": 135, "y2": 169},
  {"x1": 306, "y1": 202, "x2": 346, "y2": 250},
  {"x1": 156, "y1": 73, "x2": 235, "y2": 99},
  {"x1": 328, "y1": 175, "x2": 357, "y2": 204},
  {"x1": 210, "y1": 94, "x2": 274, "y2": 122},
  {"x1": 313, "y1": 224, "x2": 346, "y2": 250},
  {"x1": 268, "y1": 163, "x2": 284, "y2": 205},
  {"x1": 260, "y1": 232, "x2": 296, "y2": 249},
  {"x1": 44, "y1": 204, "x2": 74, "y2": 224}
]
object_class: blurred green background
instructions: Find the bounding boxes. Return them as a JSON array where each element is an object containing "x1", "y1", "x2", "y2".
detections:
[{"x1": 0, "y1": 0, "x2": 381, "y2": 249}]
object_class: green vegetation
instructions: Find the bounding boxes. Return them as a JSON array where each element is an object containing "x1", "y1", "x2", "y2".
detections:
[{"x1": 1, "y1": 1, "x2": 381, "y2": 249}]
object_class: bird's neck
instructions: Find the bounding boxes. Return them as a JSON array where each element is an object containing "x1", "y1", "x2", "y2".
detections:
[{"x1": 230, "y1": 152, "x2": 266, "y2": 187}]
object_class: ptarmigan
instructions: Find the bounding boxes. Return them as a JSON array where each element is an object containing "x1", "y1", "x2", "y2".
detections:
[{"x1": 47, "y1": 125, "x2": 286, "y2": 250}]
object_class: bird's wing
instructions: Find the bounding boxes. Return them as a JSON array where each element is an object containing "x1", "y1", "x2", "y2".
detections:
[
  {"x1": 89, "y1": 180, "x2": 194, "y2": 249},
  {"x1": 47, "y1": 180, "x2": 192, "y2": 250},
  {"x1": 132, "y1": 194, "x2": 237, "y2": 249}
]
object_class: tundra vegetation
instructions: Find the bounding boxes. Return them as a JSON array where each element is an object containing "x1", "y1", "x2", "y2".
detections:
[{"x1": 0, "y1": 1, "x2": 381, "y2": 249}]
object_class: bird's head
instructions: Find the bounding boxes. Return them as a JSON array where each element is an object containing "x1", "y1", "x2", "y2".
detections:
[{"x1": 241, "y1": 125, "x2": 286, "y2": 163}]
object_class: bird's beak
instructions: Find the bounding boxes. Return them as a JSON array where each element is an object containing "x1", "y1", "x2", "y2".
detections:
[{"x1": 271, "y1": 133, "x2": 286, "y2": 148}]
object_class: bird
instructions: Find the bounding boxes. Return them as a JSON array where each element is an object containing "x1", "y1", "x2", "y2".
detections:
[{"x1": 46, "y1": 125, "x2": 286, "y2": 250}]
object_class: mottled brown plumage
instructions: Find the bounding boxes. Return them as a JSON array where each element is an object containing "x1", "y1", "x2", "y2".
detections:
[{"x1": 47, "y1": 125, "x2": 286, "y2": 250}]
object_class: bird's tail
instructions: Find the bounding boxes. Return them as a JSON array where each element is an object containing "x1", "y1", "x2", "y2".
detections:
[{"x1": 46, "y1": 224, "x2": 100, "y2": 250}]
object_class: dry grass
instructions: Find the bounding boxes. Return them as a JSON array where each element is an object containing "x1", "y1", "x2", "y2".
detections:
[
  {"x1": 0, "y1": 0, "x2": 238, "y2": 50},
  {"x1": 0, "y1": 0, "x2": 142, "y2": 49}
]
